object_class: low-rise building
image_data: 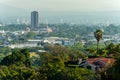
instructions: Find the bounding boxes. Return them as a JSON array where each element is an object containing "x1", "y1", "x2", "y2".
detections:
[
  {"x1": 44, "y1": 37, "x2": 75, "y2": 46},
  {"x1": 8, "y1": 43, "x2": 38, "y2": 48}
]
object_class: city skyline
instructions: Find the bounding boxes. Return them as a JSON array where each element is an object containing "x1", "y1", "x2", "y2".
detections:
[{"x1": 1, "y1": 0, "x2": 120, "y2": 24}]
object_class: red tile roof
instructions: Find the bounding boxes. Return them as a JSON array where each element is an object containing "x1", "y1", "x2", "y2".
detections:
[{"x1": 86, "y1": 57, "x2": 115, "y2": 67}]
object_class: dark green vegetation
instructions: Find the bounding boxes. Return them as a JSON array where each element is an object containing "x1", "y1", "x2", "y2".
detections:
[
  {"x1": 1, "y1": 24, "x2": 120, "y2": 79},
  {"x1": 89, "y1": 43, "x2": 120, "y2": 80},
  {"x1": 0, "y1": 49, "x2": 31, "y2": 67},
  {"x1": 0, "y1": 45, "x2": 94, "y2": 80},
  {"x1": 0, "y1": 41, "x2": 120, "y2": 79}
]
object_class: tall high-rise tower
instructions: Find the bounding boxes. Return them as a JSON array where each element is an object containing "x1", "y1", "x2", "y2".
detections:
[{"x1": 31, "y1": 11, "x2": 39, "y2": 27}]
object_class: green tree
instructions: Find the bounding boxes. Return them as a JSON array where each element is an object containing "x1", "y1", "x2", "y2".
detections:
[
  {"x1": 94, "y1": 29, "x2": 103, "y2": 54},
  {"x1": 66, "y1": 68, "x2": 94, "y2": 80},
  {"x1": 39, "y1": 57, "x2": 94, "y2": 80},
  {"x1": 43, "y1": 44, "x2": 70, "y2": 61},
  {"x1": 106, "y1": 43, "x2": 115, "y2": 54},
  {"x1": 39, "y1": 57, "x2": 66, "y2": 80},
  {"x1": 26, "y1": 32, "x2": 36, "y2": 39},
  {"x1": 0, "y1": 49, "x2": 31, "y2": 67},
  {"x1": 101, "y1": 57, "x2": 120, "y2": 80}
]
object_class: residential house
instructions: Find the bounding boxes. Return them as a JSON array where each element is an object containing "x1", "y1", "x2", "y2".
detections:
[{"x1": 80, "y1": 57, "x2": 115, "y2": 73}]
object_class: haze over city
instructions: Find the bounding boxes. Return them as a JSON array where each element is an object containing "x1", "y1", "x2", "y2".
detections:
[
  {"x1": 1, "y1": 0, "x2": 120, "y2": 24},
  {"x1": 1, "y1": 0, "x2": 120, "y2": 80}
]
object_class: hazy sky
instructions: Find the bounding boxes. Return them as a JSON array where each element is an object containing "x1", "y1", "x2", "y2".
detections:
[{"x1": 1, "y1": 0, "x2": 120, "y2": 12}]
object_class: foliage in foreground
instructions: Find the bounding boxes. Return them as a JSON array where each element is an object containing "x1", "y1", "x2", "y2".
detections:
[{"x1": 0, "y1": 48, "x2": 94, "y2": 80}]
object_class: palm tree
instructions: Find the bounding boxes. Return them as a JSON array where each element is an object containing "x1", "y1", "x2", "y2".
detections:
[{"x1": 94, "y1": 29, "x2": 103, "y2": 54}]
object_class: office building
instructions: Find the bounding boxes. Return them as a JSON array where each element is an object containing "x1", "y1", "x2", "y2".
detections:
[{"x1": 31, "y1": 11, "x2": 39, "y2": 27}]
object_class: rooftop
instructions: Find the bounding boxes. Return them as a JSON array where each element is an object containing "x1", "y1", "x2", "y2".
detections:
[{"x1": 86, "y1": 57, "x2": 115, "y2": 67}]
